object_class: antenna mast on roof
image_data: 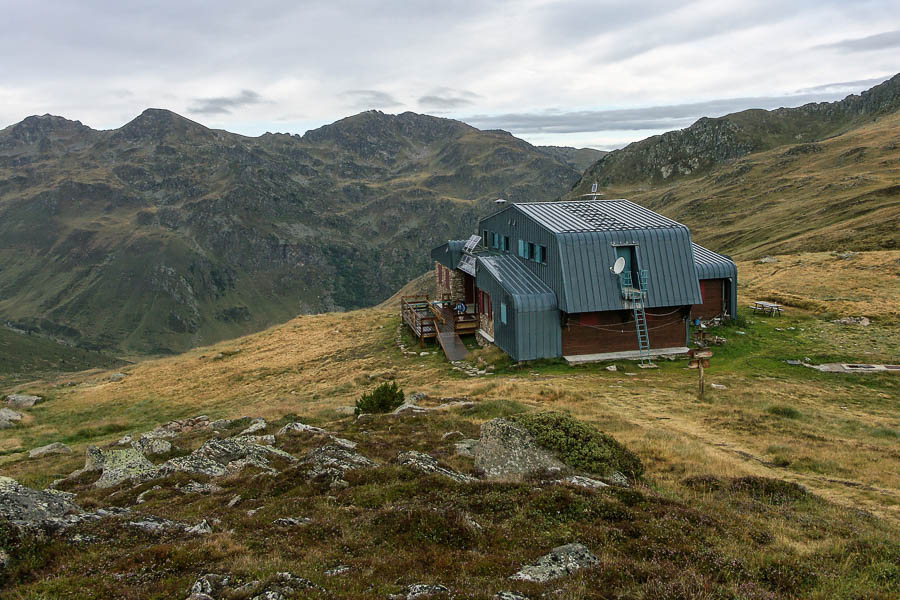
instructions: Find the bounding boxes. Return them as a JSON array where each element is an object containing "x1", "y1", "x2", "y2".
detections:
[{"x1": 578, "y1": 182, "x2": 604, "y2": 200}]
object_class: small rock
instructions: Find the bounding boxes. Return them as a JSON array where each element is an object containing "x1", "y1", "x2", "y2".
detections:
[
  {"x1": 28, "y1": 442, "x2": 73, "y2": 459},
  {"x1": 227, "y1": 494, "x2": 242, "y2": 507},
  {"x1": 710, "y1": 383, "x2": 727, "y2": 391},
  {"x1": 758, "y1": 256, "x2": 777, "y2": 264},
  {"x1": 396, "y1": 450, "x2": 476, "y2": 483},
  {"x1": 441, "y1": 431, "x2": 464, "y2": 441},
  {"x1": 408, "y1": 392, "x2": 428, "y2": 403},
  {"x1": 185, "y1": 520, "x2": 213, "y2": 535},
  {"x1": 325, "y1": 565, "x2": 350, "y2": 576},
  {"x1": 393, "y1": 403, "x2": 430, "y2": 415},
  {"x1": 4, "y1": 394, "x2": 42, "y2": 408},
  {"x1": 334, "y1": 405, "x2": 356, "y2": 415},
  {"x1": 136, "y1": 485, "x2": 162, "y2": 504},
  {"x1": 559, "y1": 475, "x2": 608, "y2": 489},
  {"x1": 278, "y1": 422, "x2": 327, "y2": 436},
  {"x1": 0, "y1": 408, "x2": 23, "y2": 429},
  {"x1": 109, "y1": 373, "x2": 127, "y2": 382},
  {"x1": 179, "y1": 481, "x2": 223, "y2": 495},
  {"x1": 391, "y1": 584, "x2": 450, "y2": 599},
  {"x1": 605, "y1": 365, "x2": 617, "y2": 372},
  {"x1": 273, "y1": 517, "x2": 311, "y2": 527},
  {"x1": 237, "y1": 418, "x2": 267, "y2": 436},
  {"x1": 495, "y1": 593, "x2": 529, "y2": 600},
  {"x1": 510, "y1": 543, "x2": 599, "y2": 582}
]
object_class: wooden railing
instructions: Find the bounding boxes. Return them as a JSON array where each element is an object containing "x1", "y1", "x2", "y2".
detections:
[{"x1": 401, "y1": 295, "x2": 437, "y2": 347}]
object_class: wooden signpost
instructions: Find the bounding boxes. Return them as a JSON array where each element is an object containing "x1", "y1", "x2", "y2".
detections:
[{"x1": 688, "y1": 348, "x2": 713, "y2": 399}]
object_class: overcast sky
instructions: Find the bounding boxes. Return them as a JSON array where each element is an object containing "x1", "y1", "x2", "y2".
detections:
[{"x1": 2, "y1": 1, "x2": 898, "y2": 150}]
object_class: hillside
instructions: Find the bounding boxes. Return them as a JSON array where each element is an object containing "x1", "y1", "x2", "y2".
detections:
[
  {"x1": 570, "y1": 77, "x2": 900, "y2": 258},
  {"x1": 0, "y1": 110, "x2": 582, "y2": 355},
  {"x1": 536, "y1": 145, "x2": 607, "y2": 172},
  {"x1": 0, "y1": 251, "x2": 898, "y2": 598},
  {"x1": 0, "y1": 327, "x2": 124, "y2": 385}
]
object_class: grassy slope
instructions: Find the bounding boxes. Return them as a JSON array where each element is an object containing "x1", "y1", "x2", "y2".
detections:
[
  {"x1": 0, "y1": 252, "x2": 898, "y2": 598},
  {"x1": 0, "y1": 327, "x2": 124, "y2": 386},
  {"x1": 573, "y1": 112, "x2": 900, "y2": 259}
]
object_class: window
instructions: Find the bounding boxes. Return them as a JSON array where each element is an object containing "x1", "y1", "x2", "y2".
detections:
[
  {"x1": 482, "y1": 230, "x2": 489, "y2": 247},
  {"x1": 500, "y1": 302, "x2": 508, "y2": 325},
  {"x1": 527, "y1": 242, "x2": 536, "y2": 260},
  {"x1": 518, "y1": 239, "x2": 526, "y2": 258},
  {"x1": 536, "y1": 245, "x2": 546, "y2": 264},
  {"x1": 502, "y1": 235, "x2": 510, "y2": 252}
]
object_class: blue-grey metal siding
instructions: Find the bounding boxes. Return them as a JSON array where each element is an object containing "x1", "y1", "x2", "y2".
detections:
[
  {"x1": 476, "y1": 255, "x2": 561, "y2": 361},
  {"x1": 693, "y1": 243, "x2": 738, "y2": 317},
  {"x1": 479, "y1": 203, "x2": 702, "y2": 314}
]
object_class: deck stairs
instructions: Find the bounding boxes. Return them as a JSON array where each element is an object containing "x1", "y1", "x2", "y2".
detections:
[
  {"x1": 620, "y1": 270, "x2": 653, "y2": 366},
  {"x1": 435, "y1": 318, "x2": 470, "y2": 361}
]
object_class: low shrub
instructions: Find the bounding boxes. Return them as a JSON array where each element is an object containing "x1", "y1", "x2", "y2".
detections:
[
  {"x1": 355, "y1": 381, "x2": 404, "y2": 415},
  {"x1": 767, "y1": 405, "x2": 802, "y2": 419},
  {"x1": 511, "y1": 411, "x2": 644, "y2": 479}
]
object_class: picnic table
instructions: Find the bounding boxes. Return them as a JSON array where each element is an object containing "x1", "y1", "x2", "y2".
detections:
[{"x1": 750, "y1": 300, "x2": 783, "y2": 316}]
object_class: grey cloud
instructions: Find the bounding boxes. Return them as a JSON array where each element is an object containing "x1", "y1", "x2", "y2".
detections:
[
  {"x1": 341, "y1": 90, "x2": 402, "y2": 109},
  {"x1": 796, "y1": 76, "x2": 891, "y2": 94},
  {"x1": 188, "y1": 90, "x2": 263, "y2": 115},
  {"x1": 463, "y1": 91, "x2": 854, "y2": 134},
  {"x1": 816, "y1": 29, "x2": 900, "y2": 52},
  {"x1": 418, "y1": 88, "x2": 479, "y2": 109}
]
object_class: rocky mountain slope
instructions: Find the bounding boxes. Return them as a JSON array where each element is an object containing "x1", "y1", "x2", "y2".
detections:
[
  {"x1": 0, "y1": 110, "x2": 583, "y2": 354},
  {"x1": 571, "y1": 75, "x2": 900, "y2": 257}
]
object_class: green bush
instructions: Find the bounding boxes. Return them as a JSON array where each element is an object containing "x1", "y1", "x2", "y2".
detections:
[
  {"x1": 355, "y1": 381, "x2": 404, "y2": 415},
  {"x1": 767, "y1": 405, "x2": 802, "y2": 419},
  {"x1": 510, "y1": 411, "x2": 644, "y2": 479}
]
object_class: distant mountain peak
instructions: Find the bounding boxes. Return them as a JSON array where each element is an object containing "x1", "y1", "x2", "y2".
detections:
[
  {"x1": 114, "y1": 108, "x2": 212, "y2": 142},
  {"x1": 2, "y1": 114, "x2": 92, "y2": 145}
]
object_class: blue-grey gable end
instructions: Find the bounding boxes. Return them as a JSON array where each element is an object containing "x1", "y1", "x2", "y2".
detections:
[
  {"x1": 693, "y1": 243, "x2": 738, "y2": 318},
  {"x1": 478, "y1": 201, "x2": 702, "y2": 314},
  {"x1": 430, "y1": 240, "x2": 466, "y2": 269},
  {"x1": 476, "y1": 255, "x2": 561, "y2": 361}
]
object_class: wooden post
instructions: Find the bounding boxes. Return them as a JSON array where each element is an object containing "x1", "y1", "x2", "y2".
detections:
[{"x1": 698, "y1": 360, "x2": 704, "y2": 400}]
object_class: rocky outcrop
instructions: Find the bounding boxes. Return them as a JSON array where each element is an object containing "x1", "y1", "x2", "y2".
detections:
[
  {"x1": 4, "y1": 394, "x2": 42, "y2": 408},
  {"x1": 162, "y1": 437, "x2": 296, "y2": 477},
  {"x1": 509, "y1": 543, "x2": 599, "y2": 582},
  {"x1": 0, "y1": 476, "x2": 80, "y2": 529},
  {"x1": 474, "y1": 419, "x2": 568, "y2": 480},
  {"x1": 28, "y1": 442, "x2": 73, "y2": 459},
  {"x1": 389, "y1": 584, "x2": 451, "y2": 600},
  {"x1": 186, "y1": 571, "x2": 323, "y2": 600},
  {"x1": 300, "y1": 443, "x2": 377, "y2": 488},
  {"x1": 132, "y1": 436, "x2": 173, "y2": 456},
  {"x1": 396, "y1": 451, "x2": 476, "y2": 484},
  {"x1": 237, "y1": 418, "x2": 267, "y2": 436}
]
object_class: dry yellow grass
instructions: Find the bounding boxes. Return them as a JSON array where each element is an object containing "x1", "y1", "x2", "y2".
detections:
[{"x1": 2, "y1": 251, "x2": 898, "y2": 524}]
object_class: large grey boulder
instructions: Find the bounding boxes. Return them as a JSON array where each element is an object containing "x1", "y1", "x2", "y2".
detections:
[
  {"x1": 509, "y1": 543, "x2": 599, "y2": 582},
  {"x1": 396, "y1": 451, "x2": 476, "y2": 484},
  {"x1": 5, "y1": 394, "x2": 42, "y2": 408},
  {"x1": 28, "y1": 442, "x2": 73, "y2": 459},
  {"x1": 390, "y1": 584, "x2": 450, "y2": 599},
  {"x1": 278, "y1": 421, "x2": 326, "y2": 436},
  {"x1": 474, "y1": 419, "x2": 568, "y2": 480},
  {"x1": 162, "y1": 437, "x2": 297, "y2": 477},
  {"x1": 0, "y1": 476, "x2": 81, "y2": 528},
  {"x1": 237, "y1": 417, "x2": 267, "y2": 437},
  {"x1": 0, "y1": 407, "x2": 23, "y2": 429},
  {"x1": 186, "y1": 571, "x2": 322, "y2": 600}
]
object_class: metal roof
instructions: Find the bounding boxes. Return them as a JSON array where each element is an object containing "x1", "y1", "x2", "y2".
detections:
[
  {"x1": 430, "y1": 239, "x2": 466, "y2": 269},
  {"x1": 515, "y1": 199, "x2": 686, "y2": 233},
  {"x1": 477, "y1": 255, "x2": 557, "y2": 312},
  {"x1": 692, "y1": 243, "x2": 737, "y2": 280}
]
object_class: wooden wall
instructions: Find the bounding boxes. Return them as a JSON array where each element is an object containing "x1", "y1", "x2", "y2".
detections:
[
  {"x1": 561, "y1": 307, "x2": 689, "y2": 355},
  {"x1": 692, "y1": 278, "x2": 726, "y2": 319}
]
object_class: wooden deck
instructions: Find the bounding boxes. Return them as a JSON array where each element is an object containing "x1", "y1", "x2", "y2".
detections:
[{"x1": 401, "y1": 295, "x2": 476, "y2": 359}]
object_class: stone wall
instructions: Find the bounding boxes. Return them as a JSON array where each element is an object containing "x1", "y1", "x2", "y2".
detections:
[{"x1": 435, "y1": 262, "x2": 466, "y2": 300}]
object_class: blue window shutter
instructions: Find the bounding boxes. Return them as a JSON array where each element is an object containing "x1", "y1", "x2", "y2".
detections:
[
  {"x1": 500, "y1": 302, "x2": 507, "y2": 324},
  {"x1": 518, "y1": 240, "x2": 525, "y2": 257}
]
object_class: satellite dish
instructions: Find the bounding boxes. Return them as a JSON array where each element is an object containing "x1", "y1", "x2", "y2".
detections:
[{"x1": 611, "y1": 257, "x2": 626, "y2": 275}]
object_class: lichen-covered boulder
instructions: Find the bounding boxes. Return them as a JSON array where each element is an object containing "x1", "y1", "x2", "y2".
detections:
[
  {"x1": 474, "y1": 419, "x2": 567, "y2": 479},
  {"x1": 92, "y1": 447, "x2": 161, "y2": 488},
  {"x1": 300, "y1": 442, "x2": 377, "y2": 487},
  {"x1": 4, "y1": 394, "x2": 42, "y2": 409},
  {"x1": 162, "y1": 437, "x2": 297, "y2": 477},
  {"x1": 0, "y1": 408, "x2": 23, "y2": 429},
  {"x1": 509, "y1": 542, "x2": 599, "y2": 582},
  {"x1": 0, "y1": 476, "x2": 81, "y2": 528},
  {"x1": 132, "y1": 435, "x2": 173, "y2": 456}
]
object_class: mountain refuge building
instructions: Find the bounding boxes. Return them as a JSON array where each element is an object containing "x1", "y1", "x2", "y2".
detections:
[{"x1": 407, "y1": 199, "x2": 737, "y2": 363}]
